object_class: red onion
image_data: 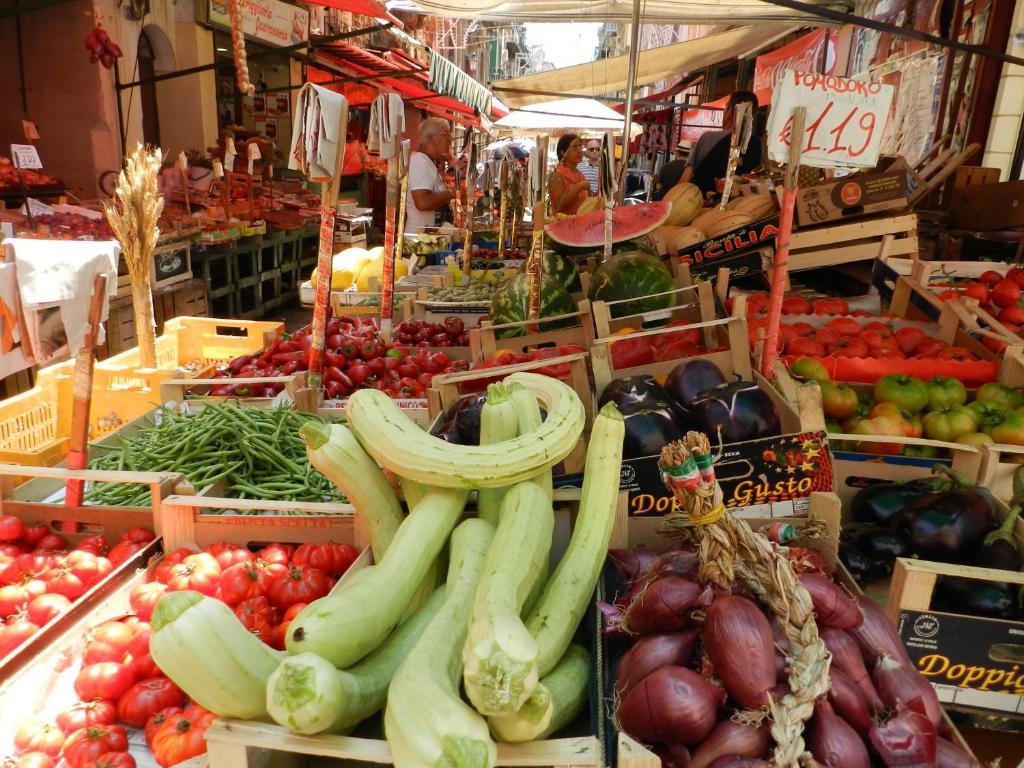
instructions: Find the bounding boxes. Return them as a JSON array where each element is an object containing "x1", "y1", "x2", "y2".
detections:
[
  {"x1": 705, "y1": 760, "x2": 770, "y2": 768},
  {"x1": 873, "y1": 655, "x2": 942, "y2": 730},
  {"x1": 798, "y1": 573, "x2": 863, "y2": 629},
  {"x1": 827, "y1": 668, "x2": 873, "y2": 735},
  {"x1": 703, "y1": 596, "x2": 776, "y2": 708},
  {"x1": 769, "y1": 681, "x2": 792, "y2": 703},
  {"x1": 665, "y1": 744, "x2": 692, "y2": 768},
  {"x1": 617, "y1": 666, "x2": 725, "y2": 745},
  {"x1": 807, "y1": 701, "x2": 871, "y2": 768},
  {"x1": 849, "y1": 597, "x2": 910, "y2": 667},
  {"x1": 936, "y1": 738, "x2": 980, "y2": 768},
  {"x1": 620, "y1": 577, "x2": 712, "y2": 636},
  {"x1": 820, "y1": 627, "x2": 883, "y2": 713},
  {"x1": 869, "y1": 702, "x2": 936, "y2": 767},
  {"x1": 609, "y1": 549, "x2": 660, "y2": 583},
  {"x1": 787, "y1": 546, "x2": 832, "y2": 575},
  {"x1": 616, "y1": 630, "x2": 700, "y2": 697},
  {"x1": 627, "y1": 549, "x2": 702, "y2": 600},
  {"x1": 689, "y1": 718, "x2": 769, "y2": 768}
]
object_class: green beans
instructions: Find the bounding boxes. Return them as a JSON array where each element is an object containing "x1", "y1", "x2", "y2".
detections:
[{"x1": 85, "y1": 404, "x2": 347, "y2": 512}]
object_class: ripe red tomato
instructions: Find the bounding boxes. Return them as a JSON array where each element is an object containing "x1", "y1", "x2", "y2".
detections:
[
  {"x1": 44, "y1": 564, "x2": 88, "y2": 600},
  {"x1": 116, "y1": 677, "x2": 186, "y2": 727},
  {"x1": 83, "y1": 753, "x2": 136, "y2": 768},
  {"x1": 56, "y1": 700, "x2": 118, "y2": 735},
  {"x1": 151, "y1": 707, "x2": 217, "y2": 768},
  {"x1": 107, "y1": 540, "x2": 146, "y2": 567},
  {"x1": 812, "y1": 326, "x2": 841, "y2": 353},
  {"x1": 785, "y1": 337, "x2": 825, "y2": 357},
  {"x1": 13, "y1": 722, "x2": 65, "y2": 757},
  {"x1": 0, "y1": 515, "x2": 25, "y2": 542},
  {"x1": 811, "y1": 297, "x2": 849, "y2": 315},
  {"x1": 0, "y1": 618, "x2": 40, "y2": 657},
  {"x1": 936, "y1": 289, "x2": 962, "y2": 302},
  {"x1": 825, "y1": 317, "x2": 861, "y2": 336},
  {"x1": 74, "y1": 663, "x2": 137, "y2": 701},
  {"x1": 129, "y1": 582, "x2": 166, "y2": 621},
  {"x1": 894, "y1": 327, "x2": 927, "y2": 355},
  {"x1": 979, "y1": 270, "x2": 1004, "y2": 287},
  {"x1": 62, "y1": 726, "x2": 129, "y2": 768},
  {"x1": 219, "y1": 561, "x2": 275, "y2": 606},
  {"x1": 153, "y1": 548, "x2": 194, "y2": 584},
  {"x1": 991, "y1": 279, "x2": 1022, "y2": 309},
  {"x1": 14, "y1": 753, "x2": 56, "y2": 768},
  {"x1": 915, "y1": 338, "x2": 950, "y2": 358},
  {"x1": 75, "y1": 536, "x2": 109, "y2": 556},
  {"x1": 27, "y1": 593, "x2": 72, "y2": 625},
  {"x1": 119, "y1": 527, "x2": 155, "y2": 545},
  {"x1": 269, "y1": 565, "x2": 331, "y2": 610},
  {"x1": 0, "y1": 582, "x2": 31, "y2": 618},
  {"x1": 1008, "y1": 266, "x2": 1024, "y2": 287},
  {"x1": 256, "y1": 543, "x2": 293, "y2": 566},
  {"x1": 34, "y1": 533, "x2": 67, "y2": 552},
  {"x1": 961, "y1": 282, "x2": 990, "y2": 304},
  {"x1": 164, "y1": 553, "x2": 221, "y2": 596},
  {"x1": 781, "y1": 296, "x2": 812, "y2": 315},
  {"x1": 937, "y1": 346, "x2": 976, "y2": 361},
  {"x1": 270, "y1": 601, "x2": 307, "y2": 650},
  {"x1": 20, "y1": 524, "x2": 48, "y2": 548},
  {"x1": 203, "y1": 541, "x2": 254, "y2": 570},
  {"x1": 788, "y1": 321, "x2": 814, "y2": 337},
  {"x1": 830, "y1": 337, "x2": 870, "y2": 358},
  {"x1": 66, "y1": 551, "x2": 113, "y2": 588},
  {"x1": 144, "y1": 707, "x2": 182, "y2": 747},
  {"x1": 2, "y1": 552, "x2": 52, "y2": 584},
  {"x1": 83, "y1": 621, "x2": 136, "y2": 665},
  {"x1": 235, "y1": 595, "x2": 275, "y2": 625},
  {"x1": 998, "y1": 306, "x2": 1024, "y2": 325}
]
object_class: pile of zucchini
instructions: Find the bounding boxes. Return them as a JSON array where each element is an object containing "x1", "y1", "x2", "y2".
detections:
[{"x1": 149, "y1": 373, "x2": 624, "y2": 768}]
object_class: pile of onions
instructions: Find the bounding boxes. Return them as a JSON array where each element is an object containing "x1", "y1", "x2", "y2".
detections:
[{"x1": 607, "y1": 546, "x2": 980, "y2": 768}]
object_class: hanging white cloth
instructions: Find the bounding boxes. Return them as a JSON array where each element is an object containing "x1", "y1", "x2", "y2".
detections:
[
  {"x1": 289, "y1": 83, "x2": 349, "y2": 181},
  {"x1": 367, "y1": 93, "x2": 406, "y2": 160}
]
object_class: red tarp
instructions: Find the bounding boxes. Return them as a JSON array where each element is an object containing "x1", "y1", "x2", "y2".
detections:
[
  {"x1": 302, "y1": 0, "x2": 405, "y2": 27},
  {"x1": 753, "y1": 29, "x2": 839, "y2": 107}
]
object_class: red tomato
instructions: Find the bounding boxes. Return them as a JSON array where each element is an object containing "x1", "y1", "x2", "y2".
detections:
[
  {"x1": 812, "y1": 326, "x2": 841, "y2": 353},
  {"x1": 13, "y1": 722, "x2": 65, "y2": 757},
  {"x1": 781, "y1": 296, "x2": 812, "y2": 315},
  {"x1": 234, "y1": 595, "x2": 276, "y2": 626},
  {"x1": 106, "y1": 540, "x2": 145, "y2": 567},
  {"x1": 652, "y1": 338, "x2": 699, "y2": 363},
  {"x1": 154, "y1": 548, "x2": 193, "y2": 584},
  {"x1": 203, "y1": 541, "x2": 255, "y2": 570},
  {"x1": 20, "y1": 524, "x2": 48, "y2": 548},
  {"x1": 165, "y1": 553, "x2": 221, "y2": 596},
  {"x1": 0, "y1": 582, "x2": 31, "y2": 618},
  {"x1": 35, "y1": 533, "x2": 67, "y2": 552},
  {"x1": 27, "y1": 593, "x2": 72, "y2": 625},
  {"x1": 938, "y1": 346, "x2": 976, "y2": 361},
  {"x1": 0, "y1": 618, "x2": 40, "y2": 657},
  {"x1": 83, "y1": 621, "x2": 136, "y2": 665},
  {"x1": 219, "y1": 561, "x2": 275, "y2": 606},
  {"x1": 1008, "y1": 266, "x2": 1024, "y2": 286},
  {"x1": 62, "y1": 726, "x2": 129, "y2": 768},
  {"x1": 66, "y1": 551, "x2": 113, "y2": 588},
  {"x1": 116, "y1": 677, "x2": 186, "y2": 727},
  {"x1": 0, "y1": 543, "x2": 23, "y2": 557},
  {"x1": 83, "y1": 753, "x2": 136, "y2": 768},
  {"x1": 44, "y1": 564, "x2": 88, "y2": 600},
  {"x1": 609, "y1": 337, "x2": 654, "y2": 369},
  {"x1": 999, "y1": 306, "x2": 1024, "y2": 325},
  {"x1": 937, "y1": 289, "x2": 962, "y2": 302},
  {"x1": 128, "y1": 651, "x2": 161, "y2": 681},
  {"x1": 75, "y1": 536, "x2": 109, "y2": 556},
  {"x1": 150, "y1": 707, "x2": 216, "y2": 768},
  {"x1": 56, "y1": 700, "x2": 117, "y2": 736},
  {"x1": 14, "y1": 753, "x2": 55, "y2": 768},
  {"x1": 74, "y1": 663, "x2": 137, "y2": 701},
  {"x1": 269, "y1": 565, "x2": 331, "y2": 610},
  {"x1": 979, "y1": 270, "x2": 1004, "y2": 287},
  {"x1": 270, "y1": 601, "x2": 307, "y2": 650},
  {"x1": 811, "y1": 297, "x2": 849, "y2": 315},
  {"x1": 991, "y1": 279, "x2": 1022, "y2": 309},
  {"x1": 3, "y1": 552, "x2": 52, "y2": 584},
  {"x1": 293, "y1": 543, "x2": 358, "y2": 578},
  {"x1": 961, "y1": 282, "x2": 990, "y2": 304},
  {"x1": 128, "y1": 582, "x2": 166, "y2": 621},
  {"x1": 144, "y1": 707, "x2": 182, "y2": 748},
  {"x1": 830, "y1": 337, "x2": 870, "y2": 358},
  {"x1": 119, "y1": 527, "x2": 155, "y2": 545},
  {"x1": 785, "y1": 337, "x2": 826, "y2": 357},
  {"x1": 915, "y1": 338, "x2": 950, "y2": 358},
  {"x1": 894, "y1": 326, "x2": 927, "y2": 355},
  {"x1": 256, "y1": 543, "x2": 293, "y2": 566},
  {"x1": 0, "y1": 515, "x2": 25, "y2": 542},
  {"x1": 825, "y1": 317, "x2": 861, "y2": 336}
]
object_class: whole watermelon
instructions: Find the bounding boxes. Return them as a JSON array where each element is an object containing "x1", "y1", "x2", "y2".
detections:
[
  {"x1": 543, "y1": 251, "x2": 581, "y2": 293},
  {"x1": 588, "y1": 250, "x2": 675, "y2": 318},
  {"x1": 490, "y1": 273, "x2": 576, "y2": 338}
]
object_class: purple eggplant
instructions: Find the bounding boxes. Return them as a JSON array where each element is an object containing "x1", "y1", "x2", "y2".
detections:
[
  {"x1": 622, "y1": 405, "x2": 685, "y2": 459},
  {"x1": 682, "y1": 379, "x2": 780, "y2": 444},
  {"x1": 898, "y1": 487, "x2": 996, "y2": 563},
  {"x1": 600, "y1": 375, "x2": 673, "y2": 413},
  {"x1": 970, "y1": 505, "x2": 1022, "y2": 572},
  {"x1": 665, "y1": 359, "x2": 727, "y2": 414}
]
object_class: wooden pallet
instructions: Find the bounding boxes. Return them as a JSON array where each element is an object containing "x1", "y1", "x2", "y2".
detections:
[{"x1": 788, "y1": 213, "x2": 918, "y2": 271}]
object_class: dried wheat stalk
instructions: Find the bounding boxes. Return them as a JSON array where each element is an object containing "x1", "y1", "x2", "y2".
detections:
[{"x1": 104, "y1": 145, "x2": 163, "y2": 369}]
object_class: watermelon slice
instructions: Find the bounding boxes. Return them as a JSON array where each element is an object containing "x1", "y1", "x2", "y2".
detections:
[{"x1": 545, "y1": 201, "x2": 671, "y2": 248}]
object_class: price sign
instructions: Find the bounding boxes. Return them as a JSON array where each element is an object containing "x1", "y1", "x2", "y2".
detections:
[
  {"x1": 767, "y1": 70, "x2": 894, "y2": 169},
  {"x1": 10, "y1": 144, "x2": 42, "y2": 170},
  {"x1": 21, "y1": 198, "x2": 55, "y2": 217}
]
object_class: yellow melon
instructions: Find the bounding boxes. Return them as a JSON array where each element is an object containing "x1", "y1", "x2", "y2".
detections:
[
  {"x1": 730, "y1": 195, "x2": 776, "y2": 220},
  {"x1": 690, "y1": 208, "x2": 730, "y2": 234},
  {"x1": 356, "y1": 254, "x2": 408, "y2": 292},
  {"x1": 664, "y1": 183, "x2": 703, "y2": 226},
  {"x1": 577, "y1": 196, "x2": 604, "y2": 215},
  {"x1": 648, "y1": 225, "x2": 683, "y2": 256},
  {"x1": 704, "y1": 213, "x2": 755, "y2": 238},
  {"x1": 667, "y1": 226, "x2": 705, "y2": 252}
]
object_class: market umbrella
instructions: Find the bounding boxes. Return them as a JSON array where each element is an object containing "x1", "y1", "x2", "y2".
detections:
[{"x1": 493, "y1": 98, "x2": 643, "y2": 138}]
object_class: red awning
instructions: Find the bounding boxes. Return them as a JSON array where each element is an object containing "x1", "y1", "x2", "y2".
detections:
[{"x1": 302, "y1": 0, "x2": 405, "y2": 27}]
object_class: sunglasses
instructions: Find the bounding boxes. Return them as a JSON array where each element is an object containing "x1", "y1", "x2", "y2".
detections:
[{"x1": 587, "y1": 146, "x2": 601, "y2": 151}]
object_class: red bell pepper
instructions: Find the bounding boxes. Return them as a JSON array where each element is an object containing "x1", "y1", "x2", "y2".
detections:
[{"x1": 610, "y1": 338, "x2": 654, "y2": 370}]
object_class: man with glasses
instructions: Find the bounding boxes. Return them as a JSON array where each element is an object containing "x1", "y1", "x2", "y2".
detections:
[
  {"x1": 406, "y1": 117, "x2": 458, "y2": 232},
  {"x1": 577, "y1": 140, "x2": 602, "y2": 196}
]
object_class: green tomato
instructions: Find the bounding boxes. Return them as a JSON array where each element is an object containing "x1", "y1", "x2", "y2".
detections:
[
  {"x1": 789, "y1": 357, "x2": 830, "y2": 383},
  {"x1": 966, "y1": 400, "x2": 1007, "y2": 433},
  {"x1": 956, "y1": 431, "x2": 994, "y2": 448},
  {"x1": 820, "y1": 381, "x2": 860, "y2": 421},
  {"x1": 990, "y1": 411, "x2": 1024, "y2": 446},
  {"x1": 903, "y1": 445, "x2": 940, "y2": 458},
  {"x1": 873, "y1": 374, "x2": 930, "y2": 414},
  {"x1": 976, "y1": 383, "x2": 1024, "y2": 411},
  {"x1": 925, "y1": 376, "x2": 967, "y2": 410},
  {"x1": 921, "y1": 406, "x2": 979, "y2": 442},
  {"x1": 825, "y1": 419, "x2": 843, "y2": 434}
]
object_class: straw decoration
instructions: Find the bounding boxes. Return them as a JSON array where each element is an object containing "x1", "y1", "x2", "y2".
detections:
[{"x1": 104, "y1": 144, "x2": 164, "y2": 369}]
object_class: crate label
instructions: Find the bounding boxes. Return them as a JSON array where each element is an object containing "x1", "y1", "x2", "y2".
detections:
[
  {"x1": 899, "y1": 609, "x2": 1024, "y2": 717},
  {"x1": 325, "y1": 398, "x2": 427, "y2": 410},
  {"x1": 676, "y1": 220, "x2": 777, "y2": 280},
  {"x1": 622, "y1": 430, "x2": 831, "y2": 518}
]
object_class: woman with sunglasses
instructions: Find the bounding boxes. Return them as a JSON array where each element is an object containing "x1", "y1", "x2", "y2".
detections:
[{"x1": 548, "y1": 134, "x2": 591, "y2": 215}]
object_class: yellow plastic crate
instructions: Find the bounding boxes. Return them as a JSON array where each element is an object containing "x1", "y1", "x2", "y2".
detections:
[{"x1": 0, "y1": 375, "x2": 72, "y2": 466}]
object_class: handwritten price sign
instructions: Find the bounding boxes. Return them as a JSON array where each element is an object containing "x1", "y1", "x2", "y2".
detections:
[{"x1": 767, "y1": 69, "x2": 894, "y2": 169}]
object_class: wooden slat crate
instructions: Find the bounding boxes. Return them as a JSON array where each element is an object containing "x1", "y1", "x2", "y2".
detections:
[
  {"x1": 470, "y1": 300, "x2": 596, "y2": 362},
  {"x1": 788, "y1": 213, "x2": 918, "y2": 271},
  {"x1": 590, "y1": 280, "x2": 717, "y2": 339}
]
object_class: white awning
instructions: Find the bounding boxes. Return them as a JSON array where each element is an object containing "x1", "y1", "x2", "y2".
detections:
[
  {"x1": 388, "y1": 0, "x2": 845, "y2": 23},
  {"x1": 491, "y1": 25, "x2": 796, "y2": 108},
  {"x1": 493, "y1": 98, "x2": 643, "y2": 137}
]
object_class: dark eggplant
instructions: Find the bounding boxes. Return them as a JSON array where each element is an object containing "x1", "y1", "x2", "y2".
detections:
[
  {"x1": 933, "y1": 576, "x2": 1018, "y2": 620},
  {"x1": 683, "y1": 379, "x2": 780, "y2": 444},
  {"x1": 622, "y1": 405, "x2": 686, "y2": 459},
  {"x1": 600, "y1": 375, "x2": 673, "y2": 413},
  {"x1": 838, "y1": 543, "x2": 873, "y2": 586},
  {"x1": 899, "y1": 488, "x2": 997, "y2": 563},
  {"x1": 969, "y1": 505, "x2": 1022, "y2": 572},
  {"x1": 843, "y1": 525, "x2": 911, "y2": 578},
  {"x1": 443, "y1": 393, "x2": 487, "y2": 445},
  {"x1": 849, "y1": 477, "x2": 942, "y2": 529},
  {"x1": 665, "y1": 359, "x2": 727, "y2": 414}
]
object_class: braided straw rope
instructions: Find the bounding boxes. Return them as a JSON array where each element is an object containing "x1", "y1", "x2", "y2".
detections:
[
  {"x1": 658, "y1": 433, "x2": 831, "y2": 768},
  {"x1": 227, "y1": 0, "x2": 255, "y2": 97}
]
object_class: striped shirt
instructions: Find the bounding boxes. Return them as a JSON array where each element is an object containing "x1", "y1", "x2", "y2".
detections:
[{"x1": 577, "y1": 160, "x2": 600, "y2": 195}]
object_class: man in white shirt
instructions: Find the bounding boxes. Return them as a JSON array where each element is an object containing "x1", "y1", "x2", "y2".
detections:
[
  {"x1": 577, "y1": 139, "x2": 601, "y2": 196},
  {"x1": 406, "y1": 117, "x2": 457, "y2": 233}
]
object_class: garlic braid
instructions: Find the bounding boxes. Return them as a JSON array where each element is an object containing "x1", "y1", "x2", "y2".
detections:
[{"x1": 227, "y1": 0, "x2": 255, "y2": 97}]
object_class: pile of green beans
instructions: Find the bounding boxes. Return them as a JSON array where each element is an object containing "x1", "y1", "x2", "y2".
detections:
[{"x1": 85, "y1": 404, "x2": 346, "y2": 510}]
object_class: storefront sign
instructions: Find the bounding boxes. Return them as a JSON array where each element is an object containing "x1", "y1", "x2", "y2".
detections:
[
  {"x1": 754, "y1": 30, "x2": 836, "y2": 107},
  {"x1": 678, "y1": 96, "x2": 727, "y2": 143},
  {"x1": 207, "y1": 0, "x2": 308, "y2": 48},
  {"x1": 766, "y1": 69, "x2": 895, "y2": 169}
]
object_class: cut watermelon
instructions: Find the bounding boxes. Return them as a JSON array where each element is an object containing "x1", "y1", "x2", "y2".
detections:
[{"x1": 545, "y1": 201, "x2": 671, "y2": 248}]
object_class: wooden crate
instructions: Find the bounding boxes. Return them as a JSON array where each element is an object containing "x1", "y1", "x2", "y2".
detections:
[
  {"x1": 158, "y1": 371, "x2": 319, "y2": 411},
  {"x1": 788, "y1": 213, "x2": 918, "y2": 271},
  {"x1": 590, "y1": 280, "x2": 717, "y2": 339},
  {"x1": 976, "y1": 440, "x2": 1024, "y2": 505},
  {"x1": 470, "y1": 300, "x2": 596, "y2": 362},
  {"x1": 100, "y1": 279, "x2": 214, "y2": 359}
]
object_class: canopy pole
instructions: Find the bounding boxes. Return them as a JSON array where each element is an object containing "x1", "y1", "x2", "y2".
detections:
[{"x1": 618, "y1": 0, "x2": 643, "y2": 202}]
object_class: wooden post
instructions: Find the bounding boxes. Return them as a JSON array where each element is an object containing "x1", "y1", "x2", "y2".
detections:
[
  {"x1": 602, "y1": 130, "x2": 615, "y2": 262},
  {"x1": 309, "y1": 101, "x2": 351, "y2": 379},
  {"x1": 527, "y1": 135, "x2": 549, "y2": 325},
  {"x1": 380, "y1": 133, "x2": 407, "y2": 341},
  {"x1": 496, "y1": 156, "x2": 509, "y2": 261},
  {"x1": 760, "y1": 107, "x2": 806, "y2": 379},
  {"x1": 64, "y1": 274, "x2": 108, "y2": 511},
  {"x1": 461, "y1": 140, "x2": 478, "y2": 276}
]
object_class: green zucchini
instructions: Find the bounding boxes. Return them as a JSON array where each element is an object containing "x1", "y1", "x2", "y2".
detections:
[
  {"x1": 300, "y1": 421, "x2": 404, "y2": 560},
  {"x1": 287, "y1": 486, "x2": 469, "y2": 667},
  {"x1": 488, "y1": 644, "x2": 590, "y2": 742},
  {"x1": 463, "y1": 480, "x2": 553, "y2": 715},
  {"x1": 346, "y1": 372, "x2": 585, "y2": 489},
  {"x1": 266, "y1": 587, "x2": 445, "y2": 734},
  {"x1": 477, "y1": 383, "x2": 519, "y2": 525},
  {"x1": 386, "y1": 518, "x2": 497, "y2": 768},
  {"x1": 526, "y1": 402, "x2": 624, "y2": 676}
]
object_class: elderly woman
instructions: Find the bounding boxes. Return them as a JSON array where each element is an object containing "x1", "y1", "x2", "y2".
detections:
[
  {"x1": 405, "y1": 117, "x2": 457, "y2": 232},
  {"x1": 548, "y1": 133, "x2": 590, "y2": 215}
]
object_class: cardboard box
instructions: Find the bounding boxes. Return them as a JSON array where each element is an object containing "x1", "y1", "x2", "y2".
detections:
[{"x1": 796, "y1": 170, "x2": 908, "y2": 226}]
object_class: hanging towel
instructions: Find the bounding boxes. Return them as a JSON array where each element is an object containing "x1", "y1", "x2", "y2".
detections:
[
  {"x1": 428, "y1": 51, "x2": 492, "y2": 116},
  {"x1": 9, "y1": 238, "x2": 119, "y2": 357},
  {"x1": 367, "y1": 93, "x2": 406, "y2": 160},
  {"x1": 289, "y1": 83, "x2": 349, "y2": 181}
]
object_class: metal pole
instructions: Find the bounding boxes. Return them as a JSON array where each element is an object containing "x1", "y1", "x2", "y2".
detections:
[{"x1": 618, "y1": 0, "x2": 642, "y2": 202}]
